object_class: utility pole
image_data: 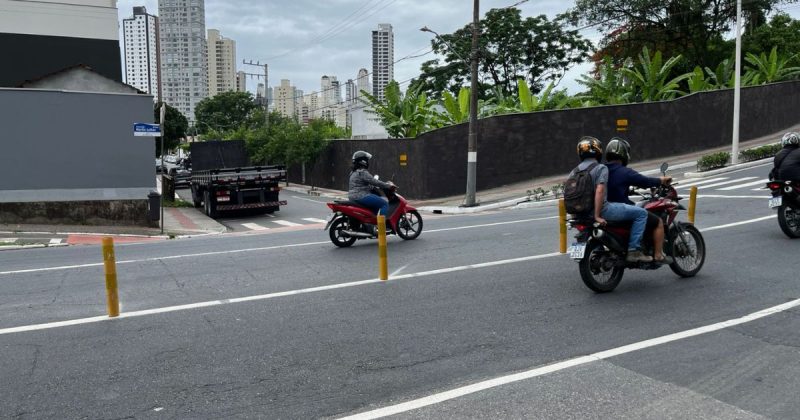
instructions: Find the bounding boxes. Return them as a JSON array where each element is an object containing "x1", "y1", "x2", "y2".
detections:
[
  {"x1": 465, "y1": 0, "x2": 480, "y2": 207},
  {"x1": 731, "y1": 0, "x2": 742, "y2": 164},
  {"x1": 243, "y1": 60, "x2": 269, "y2": 130}
]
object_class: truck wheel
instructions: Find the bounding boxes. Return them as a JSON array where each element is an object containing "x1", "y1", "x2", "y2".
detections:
[
  {"x1": 191, "y1": 186, "x2": 202, "y2": 208},
  {"x1": 203, "y1": 191, "x2": 217, "y2": 218}
]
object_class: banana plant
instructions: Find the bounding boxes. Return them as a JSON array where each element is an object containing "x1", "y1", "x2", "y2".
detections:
[
  {"x1": 622, "y1": 47, "x2": 691, "y2": 102},
  {"x1": 437, "y1": 87, "x2": 471, "y2": 126},
  {"x1": 575, "y1": 57, "x2": 632, "y2": 105},
  {"x1": 743, "y1": 46, "x2": 800, "y2": 86},
  {"x1": 359, "y1": 81, "x2": 436, "y2": 138}
]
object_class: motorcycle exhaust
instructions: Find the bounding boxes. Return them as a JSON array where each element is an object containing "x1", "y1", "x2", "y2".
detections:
[{"x1": 342, "y1": 230, "x2": 374, "y2": 239}]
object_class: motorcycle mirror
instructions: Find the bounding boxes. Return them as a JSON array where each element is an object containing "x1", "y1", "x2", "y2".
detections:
[{"x1": 660, "y1": 162, "x2": 669, "y2": 175}]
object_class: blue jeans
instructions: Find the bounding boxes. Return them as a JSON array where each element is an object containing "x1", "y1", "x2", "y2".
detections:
[
  {"x1": 355, "y1": 194, "x2": 389, "y2": 216},
  {"x1": 601, "y1": 202, "x2": 648, "y2": 251}
]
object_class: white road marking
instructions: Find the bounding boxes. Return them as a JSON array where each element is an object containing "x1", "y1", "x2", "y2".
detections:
[
  {"x1": 273, "y1": 220, "x2": 303, "y2": 227},
  {"x1": 716, "y1": 179, "x2": 769, "y2": 190},
  {"x1": 0, "y1": 215, "x2": 779, "y2": 336},
  {"x1": 241, "y1": 223, "x2": 269, "y2": 231},
  {"x1": 0, "y1": 238, "x2": 17, "y2": 243},
  {"x1": 390, "y1": 264, "x2": 409, "y2": 277},
  {"x1": 49, "y1": 239, "x2": 63, "y2": 245},
  {"x1": 695, "y1": 177, "x2": 758, "y2": 189},
  {"x1": 338, "y1": 297, "x2": 800, "y2": 419},
  {"x1": 676, "y1": 177, "x2": 729, "y2": 188},
  {"x1": 291, "y1": 195, "x2": 330, "y2": 204},
  {"x1": 302, "y1": 218, "x2": 328, "y2": 223}
]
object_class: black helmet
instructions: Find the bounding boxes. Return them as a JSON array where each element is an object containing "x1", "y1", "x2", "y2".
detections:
[
  {"x1": 352, "y1": 150, "x2": 372, "y2": 169},
  {"x1": 577, "y1": 136, "x2": 603, "y2": 161},
  {"x1": 605, "y1": 137, "x2": 631, "y2": 166}
]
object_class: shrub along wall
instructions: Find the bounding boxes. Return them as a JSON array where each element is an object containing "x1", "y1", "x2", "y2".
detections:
[{"x1": 291, "y1": 80, "x2": 800, "y2": 199}]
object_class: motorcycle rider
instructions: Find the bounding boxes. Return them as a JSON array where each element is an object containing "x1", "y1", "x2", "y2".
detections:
[
  {"x1": 604, "y1": 137, "x2": 673, "y2": 263},
  {"x1": 569, "y1": 137, "x2": 652, "y2": 263},
  {"x1": 769, "y1": 132, "x2": 800, "y2": 181},
  {"x1": 348, "y1": 151, "x2": 394, "y2": 217}
]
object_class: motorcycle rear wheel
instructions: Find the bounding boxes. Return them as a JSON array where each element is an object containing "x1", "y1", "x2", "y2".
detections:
[
  {"x1": 578, "y1": 240, "x2": 624, "y2": 293},
  {"x1": 777, "y1": 204, "x2": 800, "y2": 239},
  {"x1": 329, "y1": 217, "x2": 357, "y2": 247},
  {"x1": 668, "y1": 223, "x2": 706, "y2": 277}
]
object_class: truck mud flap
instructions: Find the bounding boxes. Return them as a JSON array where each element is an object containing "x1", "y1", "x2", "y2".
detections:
[{"x1": 216, "y1": 201, "x2": 287, "y2": 211}]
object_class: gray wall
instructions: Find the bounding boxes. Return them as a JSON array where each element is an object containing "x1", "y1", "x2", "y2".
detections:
[
  {"x1": 0, "y1": 88, "x2": 154, "y2": 202},
  {"x1": 292, "y1": 80, "x2": 800, "y2": 199}
]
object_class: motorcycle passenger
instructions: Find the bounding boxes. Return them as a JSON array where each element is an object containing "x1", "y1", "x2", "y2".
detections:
[
  {"x1": 568, "y1": 137, "x2": 652, "y2": 263},
  {"x1": 604, "y1": 137, "x2": 673, "y2": 263},
  {"x1": 769, "y1": 132, "x2": 800, "y2": 181},
  {"x1": 348, "y1": 151, "x2": 393, "y2": 216}
]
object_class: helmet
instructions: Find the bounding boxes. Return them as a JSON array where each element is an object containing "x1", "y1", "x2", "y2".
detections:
[
  {"x1": 352, "y1": 150, "x2": 372, "y2": 169},
  {"x1": 577, "y1": 136, "x2": 603, "y2": 161},
  {"x1": 781, "y1": 132, "x2": 800, "y2": 147},
  {"x1": 605, "y1": 137, "x2": 631, "y2": 166}
]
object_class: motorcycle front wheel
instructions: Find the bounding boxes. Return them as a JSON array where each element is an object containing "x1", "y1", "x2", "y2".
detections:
[
  {"x1": 669, "y1": 223, "x2": 706, "y2": 277},
  {"x1": 777, "y1": 204, "x2": 800, "y2": 238},
  {"x1": 578, "y1": 240, "x2": 624, "y2": 293},
  {"x1": 328, "y1": 217, "x2": 357, "y2": 247},
  {"x1": 396, "y1": 210, "x2": 423, "y2": 240}
]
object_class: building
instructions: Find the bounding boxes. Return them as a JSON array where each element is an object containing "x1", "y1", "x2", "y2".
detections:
[
  {"x1": 236, "y1": 70, "x2": 246, "y2": 92},
  {"x1": 207, "y1": 29, "x2": 236, "y2": 97},
  {"x1": 320, "y1": 75, "x2": 333, "y2": 107},
  {"x1": 357, "y1": 68, "x2": 371, "y2": 98},
  {"x1": 123, "y1": 6, "x2": 160, "y2": 102},
  {"x1": 372, "y1": 23, "x2": 394, "y2": 102},
  {"x1": 305, "y1": 92, "x2": 319, "y2": 121},
  {"x1": 345, "y1": 79, "x2": 357, "y2": 104},
  {"x1": 274, "y1": 79, "x2": 297, "y2": 119},
  {"x1": 331, "y1": 77, "x2": 342, "y2": 104},
  {"x1": 158, "y1": 0, "x2": 208, "y2": 121},
  {"x1": 0, "y1": 0, "x2": 121, "y2": 87}
]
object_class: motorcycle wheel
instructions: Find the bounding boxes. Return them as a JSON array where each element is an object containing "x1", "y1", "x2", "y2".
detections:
[
  {"x1": 396, "y1": 210, "x2": 423, "y2": 240},
  {"x1": 777, "y1": 204, "x2": 800, "y2": 239},
  {"x1": 668, "y1": 223, "x2": 706, "y2": 277},
  {"x1": 328, "y1": 217, "x2": 357, "y2": 247},
  {"x1": 578, "y1": 240, "x2": 624, "y2": 293}
]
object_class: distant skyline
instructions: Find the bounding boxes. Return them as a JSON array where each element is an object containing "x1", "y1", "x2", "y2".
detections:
[{"x1": 117, "y1": 0, "x2": 800, "y2": 97}]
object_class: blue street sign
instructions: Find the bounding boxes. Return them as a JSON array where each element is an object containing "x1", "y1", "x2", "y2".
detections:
[{"x1": 133, "y1": 123, "x2": 161, "y2": 137}]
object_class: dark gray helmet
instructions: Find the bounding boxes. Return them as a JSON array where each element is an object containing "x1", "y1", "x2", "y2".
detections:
[
  {"x1": 606, "y1": 137, "x2": 631, "y2": 166},
  {"x1": 352, "y1": 150, "x2": 372, "y2": 168},
  {"x1": 781, "y1": 132, "x2": 800, "y2": 147}
]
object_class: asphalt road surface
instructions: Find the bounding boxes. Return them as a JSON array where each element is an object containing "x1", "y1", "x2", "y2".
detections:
[{"x1": 2, "y1": 163, "x2": 799, "y2": 419}]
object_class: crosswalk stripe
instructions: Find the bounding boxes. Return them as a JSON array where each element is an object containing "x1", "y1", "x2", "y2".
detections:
[
  {"x1": 717, "y1": 179, "x2": 769, "y2": 191},
  {"x1": 241, "y1": 223, "x2": 270, "y2": 231},
  {"x1": 694, "y1": 177, "x2": 758, "y2": 189},
  {"x1": 0, "y1": 238, "x2": 17, "y2": 243},
  {"x1": 272, "y1": 220, "x2": 303, "y2": 227},
  {"x1": 677, "y1": 177, "x2": 729, "y2": 188},
  {"x1": 302, "y1": 218, "x2": 327, "y2": 223}
]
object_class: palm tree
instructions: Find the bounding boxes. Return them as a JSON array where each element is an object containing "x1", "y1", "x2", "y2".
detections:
[
  {"x1": 359, "y1": 81, "x2": 436, "y2": 138},
  {"x1": 622, "y1": 47, "x2": 691, "y2": 102},
  {"x1": 743, "y1": 46, "x2": 800, "y2": 86}
]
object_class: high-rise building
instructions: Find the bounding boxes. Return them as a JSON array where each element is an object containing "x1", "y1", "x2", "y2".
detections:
[
  {"x1": 123, "y1": 6, "x2": 160, "y2": 102},
  {"x1": 275, "y1": 79, "x2": 297, "y2": 119},
  {"x1": 345, "y1": 79, "x2": 356, "y2": 104},
  {"x1": 158, "y1": 0, "x2": 208, "y2": 121},
  {"x1": 357, "y1": 68, "x2": 371, "y2": 98},
  {"x1": 371, "y1": 24, "x2": 394, "y2": 102},
  {"x1": 207, "y1": 29, "x2": 236, "y2": 97},
  {"x1": 331, "y1": 77, "x2": 342, "y2": 104},
  {"x1": 236, "y1": 70, "x2": 246, "y2": 92},
  {"x1": 305, "y1": 92, "x2": 319, "y2": 121},
  {"x1": 320, "y1": 75, "x2": 333, "y2": 107}
]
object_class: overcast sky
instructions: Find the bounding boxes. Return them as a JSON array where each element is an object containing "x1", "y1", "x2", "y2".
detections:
[{"x1": 116, "y1": 0, "x2": 800, "y2": 96}]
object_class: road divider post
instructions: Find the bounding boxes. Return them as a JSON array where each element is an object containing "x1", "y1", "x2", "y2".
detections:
[
  {"x1": 558, "y1": 199, "x2": 567, "y2": 254},
  {"x1": 102, "y1": 237, "x2": 120, "y2": 317},
  {"x1": 377, "y1": 214, "x2": 388, "y2": 281},
  {"x1": 688, "y1": 186, "x2": 698, "y2": 224}
]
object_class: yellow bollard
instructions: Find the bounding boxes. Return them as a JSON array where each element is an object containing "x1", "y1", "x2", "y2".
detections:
[
  {"x1": 558, "y1": 199, "x2": 567, "y2": 254},
  {"x1": 688, "y1": 186, "x2": 698, "y2": 224},
  {"x1": 377, "y1": 215, "x2": 388, "y2": 280},
  {"x1": 102, "y1": 237, "x2": 120, "y2": 317}
]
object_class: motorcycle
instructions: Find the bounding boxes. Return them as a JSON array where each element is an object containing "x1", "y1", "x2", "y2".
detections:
[
  {"x1": 567, "y1": 163, "x2": 706, "y2": 293},
  {"x1": 324, "y1": 180, "x2": 423, "y2": 247},
  {"x1": 766, "y1": 179, "x2": 800, "y2": 238}
]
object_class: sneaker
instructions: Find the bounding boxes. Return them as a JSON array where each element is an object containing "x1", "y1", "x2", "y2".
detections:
[{"x1": 626, "y1": 250, "x2": 653, "y2": 263}]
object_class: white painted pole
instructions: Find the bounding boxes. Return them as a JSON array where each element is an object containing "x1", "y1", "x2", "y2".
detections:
[{"x1": 731, "y1": 0, "x2": 742, "y2": 165}]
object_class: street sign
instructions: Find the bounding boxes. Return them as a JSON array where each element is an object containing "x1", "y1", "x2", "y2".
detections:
[{"x1": 133, "y1": 123, "x2": 161, "y2": 137}]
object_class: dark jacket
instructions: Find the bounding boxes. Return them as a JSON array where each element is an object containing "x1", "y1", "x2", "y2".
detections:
[
  {"x1": 606, "y1": 162, "x2": 662, "y2": 205},
  {"x1": 770, "y1": 146, "x2": 800, "y2": 181}
]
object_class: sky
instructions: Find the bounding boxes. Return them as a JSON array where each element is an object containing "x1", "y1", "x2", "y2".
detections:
[{"x1": 116, "y1": 0, "x2": 800, "y2": 96}]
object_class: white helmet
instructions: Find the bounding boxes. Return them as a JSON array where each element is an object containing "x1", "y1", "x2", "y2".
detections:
[{"x1": 781, "y1": 132, "x2": 800, "y2": 147}]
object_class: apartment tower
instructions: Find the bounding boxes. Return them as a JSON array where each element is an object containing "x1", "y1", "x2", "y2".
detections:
[
  {"x1": 371, "y1": 24, "x2": 394, "y2": 102},
  {"x1": 123, "y1": 6, "x2": 160, "y2": 101},
  {"x1": 207, "y1": 29, "x2": 236, "y2": 96}
]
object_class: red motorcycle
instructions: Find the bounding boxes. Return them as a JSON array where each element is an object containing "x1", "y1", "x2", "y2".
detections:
[
  {"x1": 325, "y1": 184, "x2": 423, "y2": 247},
  {"x1": 567, "y1": 163, "x2": 706, "y2": 293}
]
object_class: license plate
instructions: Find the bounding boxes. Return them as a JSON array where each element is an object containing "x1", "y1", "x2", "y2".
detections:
[
  {"x1": 217, "y1": 196, "x2": 230, "y2": 202},
  {"x1": 769, "y1": 196, "x2": 782, "y2": 208},
  {"x1": 568, "y1": 242, "x2": 587, "y2": 259}
]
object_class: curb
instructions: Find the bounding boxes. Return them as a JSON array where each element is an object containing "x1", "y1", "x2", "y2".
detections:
[
  {"x1": 0, "y1": 243, "x2": 69, "y2": 251},
  {"x1": 684, "y1": 158, "x2": 773, "y2": 178}
]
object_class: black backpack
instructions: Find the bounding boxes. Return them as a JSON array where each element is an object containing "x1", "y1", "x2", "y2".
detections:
[{"x1": 564, "y1": 162, "x2": 598, "y2": 215}]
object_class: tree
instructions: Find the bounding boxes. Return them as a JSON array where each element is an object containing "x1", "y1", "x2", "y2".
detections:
[
  {"x1": 194, "y1": 91, "x2": 258, "y2": 134},
  {"x1": 744, "y1": 13, "x2": 800, "y2": 62},
  {"x1": 621, "y1": 47, "x2": 690, "y2": 102},
  {"x1": 743, "y1": 46, "x2": 800, "y2": 85},
  {"x1": 154, "y1": 102, "x2": 187, "y2": 157},
  {"x1": 359, "y1": 81, "x2": 437, "y2": 138},
  {"x1": 576, "y1": 57, "x2": 633, "y2": 105},
  {"x1": 414, "y1": 7, "x2": 591, "y2": 99}
]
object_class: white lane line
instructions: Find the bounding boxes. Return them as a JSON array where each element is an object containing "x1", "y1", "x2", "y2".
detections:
[
  {"x1": 676, "y1": 177, "x2": 729, "y2": 188},
  {"x1": 716, "y1": 179, "x2": 769, "y2": 191},
  {"x1": 339, "y1": 297, "x2": 800, "y2": 420},
  {"x1": 49, "y1": 239, "x2": 63, "y2": 245},
  {"x1": 241, "y1": 223, "x2": 270, "y2": 231},
  {"x1": 0, "y1": 215, "x2": 777, "y2": 336},
  {"x1": 426, "y1": 216, "x2": 558, "y2": 233},
  {"x1": 302, "y1": 218, "x2": 328, "y2": 224},
  {"x1": 697, "y1": 195, "x2": 768, "y2": 199},
  {"x1": 695, "y1": 177, "x2": 758, "y2": 189},
  {"x1": 273, "y1": 220, "x2": 303, "y2": 227}
]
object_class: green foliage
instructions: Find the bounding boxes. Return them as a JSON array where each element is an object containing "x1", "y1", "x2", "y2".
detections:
[
  {"x1": 739, "y1": 143, "x2": 782, "y2": 162},
  {"x1": 576, "y1": 57, "x2": 632, "y2": 105},
  {"x1": 744, "y1": 13, "x2": 800, "y2": 63},
  {"x1": 194, "y1": 91, "x2": 258, "y2": 134},
  {"x1": 743, "y1": 46, "x2": 800, "y2": 85},
  {"x1": 163, "y1": 198, "x2": 194, "y2": 208},
  {"x1": 696, "y1": 152, "x2": 731, "y2": 172},
  {"x1": 360, "y1": 81, "x2": 436, "y2": 138},
  {"x1": 437, "y1": 87, "x2": 471, "y2": 126},
  {"x1": 621, "y1": 47, "x2": 690, "y2": 102},
  {"x1": 686, "y1": 66, "x2": 710, "y2": 94},
  {"x1": 154, "y1": 102, "x2": 188, "y2": 157}
]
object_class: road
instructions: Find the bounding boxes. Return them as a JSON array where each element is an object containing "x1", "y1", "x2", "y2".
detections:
[{"x1": 1, "y1": 163, "x2": 798, "y2": 419}]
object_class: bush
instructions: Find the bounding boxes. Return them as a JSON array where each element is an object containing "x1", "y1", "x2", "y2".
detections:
[
  {"x1": 739, "y1": 143, "x2": 781, "y2": 162},
  {"x1": 696, "y1": 152, "x2": 731, "y2": 172}
]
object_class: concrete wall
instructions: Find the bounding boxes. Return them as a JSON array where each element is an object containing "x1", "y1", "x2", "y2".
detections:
[{"x1": 292, "y1": 81, "x2": 800, "y2": 199}]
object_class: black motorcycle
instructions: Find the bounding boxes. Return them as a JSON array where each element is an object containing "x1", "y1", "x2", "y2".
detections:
[{"x1": 767, "y1": 180, "x2": 800, "y2": 238}]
